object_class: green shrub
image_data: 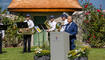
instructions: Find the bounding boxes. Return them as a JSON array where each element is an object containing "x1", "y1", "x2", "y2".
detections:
[{"x1": 82, "y1": 1, "x2": 105, "y2": 48}]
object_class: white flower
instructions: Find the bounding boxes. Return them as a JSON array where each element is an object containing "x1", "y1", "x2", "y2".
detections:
[
  {"x1": 39, "y1": 49, "x2": 42, "y2": 51},
  {"x1": 68, "y1": 54, "x2": 72, "y2": 57},
  {"x1": 75, "y1": 50, "x2": 78, "y2": 53},
  {"x1": 35, "y1": 47, "x2": 42, "y2": 52},
  {"x1": 38, "y1": 51, "x2": 41, "y2": 53},
  {"x1": 77, "y1": 54, "x2": 81, "y2": 57},
  {"x1": 83, "y1": 52, "x2": 85, "y2": 54}
]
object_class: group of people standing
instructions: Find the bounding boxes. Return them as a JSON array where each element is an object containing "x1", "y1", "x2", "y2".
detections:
[
  {"x1": 0, "y1": 14, "x2": 78, "y2": 54},
  {"x1": 22, "y1": 14, "x2": 78, "y2": 52},
  {"x1": 47, "y1": 14, "x2": 78, "y2": 50}
]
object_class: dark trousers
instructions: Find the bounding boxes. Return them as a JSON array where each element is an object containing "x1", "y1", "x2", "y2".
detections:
[
  {"x1": 23, "y1": 35, "x2": 31, "y2": 52},
  {"x1": 69, "y1": 36, "x2": 76, "y2": 50},
  {"x1": 0, "y1": 34, "x2": 2, "y2": 54}
]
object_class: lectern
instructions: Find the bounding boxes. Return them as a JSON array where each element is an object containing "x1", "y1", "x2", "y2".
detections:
[{"x1": 50, "y1": 32, "x2": 70, "y2": 60}]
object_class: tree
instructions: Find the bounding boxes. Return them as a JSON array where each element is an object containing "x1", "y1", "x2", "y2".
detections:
[{"x1": 2, "y1": 15, "x2": 25, "y2": 47}]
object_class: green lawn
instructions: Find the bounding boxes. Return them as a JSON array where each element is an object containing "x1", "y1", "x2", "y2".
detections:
[
  {"x1": 88, "y1": 48, "x2": 105, "y2": 60},
  {"x1": 0, "y1": 47, "x2": 105, "y2": 60},
  {"x1": 75, "y1": 40, "x2": 105, "y2": 60},
  {"x1": 0, "y1": 47, "x2": 35, "y2": 60}
]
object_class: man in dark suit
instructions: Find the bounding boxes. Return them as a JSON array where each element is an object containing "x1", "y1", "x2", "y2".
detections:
[{"x1": 65, "y1": 16, "x2": 78, "y2": 50}]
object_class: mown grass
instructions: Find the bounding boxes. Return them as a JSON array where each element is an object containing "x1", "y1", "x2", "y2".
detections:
[
  {"x1": 75, "y1": 40, "x2": 105, "y2": 60},
  {"x1": 0, "y1": 47, "x2": 35, "y2": 60},
  {"x1": 0, "y1": 42, "x2": 105, "y2": 60},
  {"x1": 88, "y1": 48, "x2": 105, "y2": 60}
]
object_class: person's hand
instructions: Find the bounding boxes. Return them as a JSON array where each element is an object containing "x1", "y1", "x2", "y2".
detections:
[
  {"x1": 46, "y1": 29, "x2": 50, "y2": 32},
  {"x1": 2, "y1": 37, "x2": 4, "y2": 40},
  {"x1": 19, "y1": 29, "x2": 23, "y2": 33},
  {"x1": 26, "y1": 28, "x2": 30, "y2": 31}
]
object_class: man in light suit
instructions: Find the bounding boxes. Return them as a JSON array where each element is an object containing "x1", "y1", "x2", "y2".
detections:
[{"x1": 65, "y1": 16, "x2": 78, "y2": 50}]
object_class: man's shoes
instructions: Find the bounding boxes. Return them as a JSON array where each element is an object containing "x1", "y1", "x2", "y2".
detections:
[
  {"x1": 0, "y1": 52, "x2": 2, "y2": 54},
  {"x1": 28, "y1": 50, "x2": 31, "y2": 53}
]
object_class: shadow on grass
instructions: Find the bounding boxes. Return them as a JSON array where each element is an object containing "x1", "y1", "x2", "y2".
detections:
[
  {"x1": 18, "y1": 50, "x2": 35, "y2": 54},
  {"x1": 0, "y1": 51, "x2": 7, "y2": 54}
]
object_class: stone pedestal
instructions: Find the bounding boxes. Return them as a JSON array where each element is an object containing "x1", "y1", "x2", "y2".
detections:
[{"x1": 50, "y1": 32, "x2": 70, "y2": 60}]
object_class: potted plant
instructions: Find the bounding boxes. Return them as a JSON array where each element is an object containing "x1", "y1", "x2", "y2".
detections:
[
  {"x1": 79, "y1": 46, "x2": 89, "y2": 60},
  {"x1": 34, "y1": 47, "x2": 50, "y2": 60},
  {"x1": 68, "y1": 46, "x2": 89, "y2": 60}
]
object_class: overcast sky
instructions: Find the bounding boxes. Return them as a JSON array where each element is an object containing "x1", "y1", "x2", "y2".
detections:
[{"x1": 0, "y1": 0, "x2": 105, "y2": 11}]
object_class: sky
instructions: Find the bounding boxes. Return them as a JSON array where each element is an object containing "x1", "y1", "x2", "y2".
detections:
[
  {"x1": 0, "y1": 0, "x2": 12, "y2": 11},
  {"x1": 79, "y1": 0, "x2": 105, "y2": 9},
  {"x1": 0, "y1": 0, "x2": 105, "y2": 11}
]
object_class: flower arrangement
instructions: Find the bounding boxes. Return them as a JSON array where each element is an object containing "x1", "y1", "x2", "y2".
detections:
[
  {"x1": 68, "y1": 46, "x2": 90, "y2": 60},
  {"x1": 34, "y1": 47, "x2": 50, "y2": 57}
]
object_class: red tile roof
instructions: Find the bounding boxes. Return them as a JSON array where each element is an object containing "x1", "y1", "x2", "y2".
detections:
[
  {"x1": 8, "y1": 0, "x2": 82, "y2": 8},
  {"x1": 8, "y1": 0, "x2": 82, "y2": 12}
]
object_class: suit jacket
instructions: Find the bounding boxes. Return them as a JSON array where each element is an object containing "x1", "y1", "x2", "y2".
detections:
[{"x1": 65, "y1": 22, "x2": 78, "y2": 40}]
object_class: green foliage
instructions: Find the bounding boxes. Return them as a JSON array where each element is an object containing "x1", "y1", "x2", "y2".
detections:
[
  {"x1": 35, "y1": 50, "x2": 50, "y2": 57},
  {"x1": 68, "y1": 46, "x2": 90, "y2": 60},
  {"x1": 2, "y1": 16, "x2": 25, "y2": 47},
  {"x1": 82, "y1": 2, "x2": 105, "y2": 48},
  {"x1": 0, "y1": 7, "x2": 1, "y2": 13},
  {"x1": 34, "y1": 47, "x2": 50, "y2": 57},
  {"x1": 1, "y1": 9, "x2": 7, "y2": 14}
]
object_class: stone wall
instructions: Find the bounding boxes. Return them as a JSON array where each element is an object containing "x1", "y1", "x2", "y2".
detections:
[{"x1": 72, "y1": 11, "x2": 85, "y2": 41}]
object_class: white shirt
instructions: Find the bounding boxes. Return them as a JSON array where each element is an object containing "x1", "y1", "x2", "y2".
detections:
[
  {"x1": 0, "y1": 23, "x2": 5, "y2": 39},
  {"x1": 60, "y1": 19, "x2": 68, "y2": 32},
  {"x1": 48, "y1": 21, "x2": 56, "y2": 31},
  {"x1": 64, "y1": 19, "x2": 68, "y2": 25},
  {"x1": 24, "y1": 20, "x2": 34, "y2": 28}
]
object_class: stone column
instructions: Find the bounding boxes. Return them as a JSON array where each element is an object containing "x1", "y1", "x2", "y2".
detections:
[{"x1": 50, "y1": 32, "x2": 70, "y2": 60}]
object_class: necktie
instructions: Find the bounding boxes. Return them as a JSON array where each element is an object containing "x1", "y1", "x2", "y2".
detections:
[{"x1": 67, "y1": 23, "x2": 72, "y2": 30}]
